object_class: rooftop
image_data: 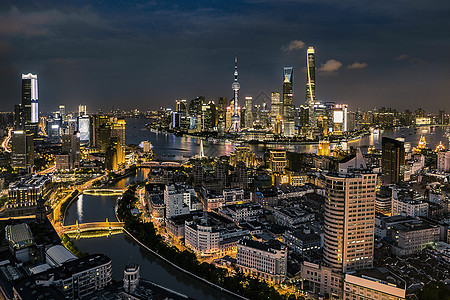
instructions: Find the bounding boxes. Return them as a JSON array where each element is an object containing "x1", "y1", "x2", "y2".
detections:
[{"x1": 6, "y1": 223, "x2": 34, "y2": 250}]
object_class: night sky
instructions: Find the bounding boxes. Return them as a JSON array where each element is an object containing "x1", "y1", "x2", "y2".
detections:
[{"x1": 0, "y1": 0, "x2": 449, "y2": 113}]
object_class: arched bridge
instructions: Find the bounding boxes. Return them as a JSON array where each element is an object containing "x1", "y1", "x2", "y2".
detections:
[
  {"x1": 82, "y1": 188, "x2": 125, "y2": 196},
  {"x1": 60, "y1": 219, "x2": 124, "y2": 234}
]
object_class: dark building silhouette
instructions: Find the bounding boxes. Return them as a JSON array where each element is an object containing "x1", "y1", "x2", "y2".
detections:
[{"x1": 381, "y1": 137, "x2": 405, "y2": 185}]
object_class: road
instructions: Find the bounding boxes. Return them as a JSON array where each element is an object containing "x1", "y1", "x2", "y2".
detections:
[{"x1": 1, "y1": 128, "x2": 11, "y2": 153}]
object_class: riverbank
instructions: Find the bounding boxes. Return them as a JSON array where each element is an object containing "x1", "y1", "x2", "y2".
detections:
[
  {"x1": 149, "y1": 125, "x2": 370, "y2": 146},
  {"x1": 117, "y1": 184, "x2": 302, "y2": 300}
]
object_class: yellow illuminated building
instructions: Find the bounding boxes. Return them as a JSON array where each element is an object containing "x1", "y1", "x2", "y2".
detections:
[
  {"x1": 412, "y1": 136, "x2": 427, "y2": 154},
  {"x1": 317, "y1": 140, "x2": 331, "y2": 156},
  {"x1": 435, "y1": 141, "x2": 445, "y2": 152}
]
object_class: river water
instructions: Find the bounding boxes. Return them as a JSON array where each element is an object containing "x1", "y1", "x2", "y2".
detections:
[
  {"x1": 66, "y1": 119, "x2": 449, "y2": 299},
  {"x1": 125, "y1": 118, "x2": 450, "y2": 157}
]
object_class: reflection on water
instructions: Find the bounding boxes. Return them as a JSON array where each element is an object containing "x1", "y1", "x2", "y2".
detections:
[
  {"x1": 64, "y1": 194, "x2": 118, "y2": 226},
  {"x1": 126, "y1": 118, "x2": 450, "y2": 158},
  {"x1": 74, "y1": 234, "x2": 234, "y2": 300},
  {"x1": 76, "y1": 194, "x2": 84, "y2": 223}
]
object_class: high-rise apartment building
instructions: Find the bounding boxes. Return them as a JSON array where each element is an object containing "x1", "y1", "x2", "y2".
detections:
[
  {"x1": 381, "y1": 137, "x2": 405, "y2": 185},
  {"x1": 282, "y1": 67, "x2": 294, "y2": 137},
  {"x1": 322, "y1": 172, "x2": 377, "y2": 272}
]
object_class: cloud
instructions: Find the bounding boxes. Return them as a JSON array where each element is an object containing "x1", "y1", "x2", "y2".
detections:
[
  {"x1": 347, "y1": 62, "x2": 368, "y2": 69},
  {"x1": 318, "y1": 59, "x2": 342, "y2": 73},
  {"x1": 0, "y1": 6, "x2": 100, "y2": 37},
  {"x1": 395, "y1": 54, "x2": 408, "y2": 60},
  {"x1": 281, "y1": 40, "x2": 305, "y2": 52}
]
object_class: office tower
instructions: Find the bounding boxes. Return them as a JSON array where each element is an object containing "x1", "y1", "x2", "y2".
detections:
[
  {"x1": 322, "y1": 172, "x2": 377, "y2": 272},
  {"x1": 201, "y1": 101, "x2": 216, "y2": 131},
  {"x1": 59, "y1": 105, "x2": 66, "y2": 122},
  {"x1": 438, "y1": 110, "x2": 445, "y2": 125},
  {"x1": 188, "y1": 96, "x2": 204, "y2": 117},
  {"x1": 78, "y1": 105, "x2": 87, "y2": 116},
  {"x1": 105, "y1": 137, "x2": 124, "y2": 171},
  {"x1": 270, "y1": 92, "x2": 282, "y2": 127},
  {"x1": 21, "y1": 73, "x2": 39, "y2": 127},
  {"x1": 381, "y1": 137, "x2": 405, "y2": 185},
  {"x1": 61, "y1": 133, "x2": 80, "y2": 169},
  {"x1": 244, "y1": 96, "x2": 253, "y2": 128},
  {"x1": 333, "y1": 104, "x2": 348, "y2": 133},
  {"x1": 11, "y1": 130, "x2": 34, "y2": 170},
  {"x1": 233, "y1": 161, "x2": 248, "y2": 188},
  {"x1": 217, "y1": 97, "x2": 227, "y2": 133},
  {"x1": 282, "y1": 67, "x2": 294, "y2": 137},
  {"x1": 229, "y1": 54, "x2": 241, "y2": 132},
  {"x1": 89, "y1": 115, "x2": 108, "y2": 148},
  {"x1": 176, "y1": 99, "x2": 188, "y2": 115},
  {"x1": 192, "y1": 161, "x2": 204, "y2": 186}
]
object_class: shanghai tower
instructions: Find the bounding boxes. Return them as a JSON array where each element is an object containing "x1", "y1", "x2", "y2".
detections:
[{"x1": 305, "y1": 47, "x2": 316, "y2": 106}]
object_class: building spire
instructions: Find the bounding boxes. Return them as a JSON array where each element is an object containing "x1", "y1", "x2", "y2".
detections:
[{"x1": 229, "y1": 52, "x2": 241, "y2": 133}]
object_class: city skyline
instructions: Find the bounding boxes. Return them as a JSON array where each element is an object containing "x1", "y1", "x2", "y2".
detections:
[{"x1": 0, "y1": 1, "x2": 449, "y2": 112}]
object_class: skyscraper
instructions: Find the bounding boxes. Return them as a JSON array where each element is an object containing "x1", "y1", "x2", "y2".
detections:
[
  {"x1": 282, "y1": 67, "x2": 294, "y2": 137},
  {"x1": 305, "y1": 47, "x2": 316, "y2": 106},
  {"x1": 21, "y1": 73, "x2": 39, "y2": 131},
  {"x1": 322, "y1": 172, "x2": 377, "y2": 272},
  {"x1": 78, "y1": 104, "x2": 87, "y2": 116},
  {"x1": 11, "y1": 130, "x2": 34, "y2": 170},
  {"x1": 229, "y1": 54, "x2": 241, "y2": 132},
  {"x1": 244, "y1": 96, "x2": 253, "y2": 128},
  {"x1": 381, "y1": 137, "x2": 405, "y2": 185}
]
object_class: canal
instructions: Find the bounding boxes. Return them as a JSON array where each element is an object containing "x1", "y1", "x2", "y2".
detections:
[{"x1": 65, "y1": 169, "x2": 236, "y2": 300}]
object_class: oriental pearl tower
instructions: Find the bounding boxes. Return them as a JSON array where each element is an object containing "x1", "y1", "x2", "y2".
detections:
[{"x1": 228, "y1": 53, "x2": 240, "y2": 133}]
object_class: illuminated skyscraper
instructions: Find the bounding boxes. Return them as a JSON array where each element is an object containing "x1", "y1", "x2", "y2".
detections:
[
  {"x1": 282, "y1": 67, "x2": 294, "y2": 137},
  {"x1": 305, "y1": 47, "x2": 316, "y2": 106},
  {"x1": 21, "y1": 73, "x2": 39, "y2": 126},
  {"x1": 78, "y1": 104, "x2": 87, "y2": 116},
  {"x1": 229, "y1": 54, "x2": 240, "y2": 132},
  {"x1": 244, "y1": 96, "x2": 253, "y2": 128},
  {"x1": 270, "y1": 92, "x2": 281, "y2": 130},
  {"x1": 305, "y1": 47, "x2": 316, "y2": 130}
]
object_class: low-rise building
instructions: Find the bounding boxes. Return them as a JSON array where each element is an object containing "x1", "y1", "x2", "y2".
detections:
[
  {"x1": 283, "y1": 227, "x2": 321, "y2": 254},
  {"x1": 236, "y1": 238, "x2": 287, "y2": 284},
  {"x1": 184, "y1": 212, "x2": 249, "y2": 256},
  {"x1": 390, "y1": 219, "x2": 440, "y2": 256},
  {"x1": 273, "y1": 207, "x2": 314, "y2": 228},
  {"x1": 13, "y1": 254, "x2": 112, "y2": 300},
  {"x1": 6, "y1": 223, "x2": 34, "y2": 262},
  {"x1": 391, "y1": 188, "x2": 428, "y2": 217},
  {"x1": 343, "y1": 268, "x2": 406, "y2": 300},
  {"x1": 218, "y1": 202, "x2": 264, "y2": 224},
  {"x1": 6, "y1": 174, "x2": 51, "y2": 217},
  {"x1": 164, "y1": 184, "x2": 194, "y2": 218}
]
